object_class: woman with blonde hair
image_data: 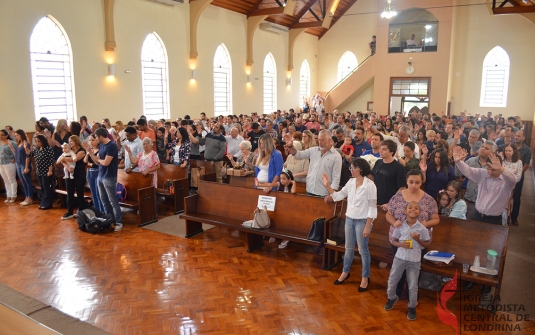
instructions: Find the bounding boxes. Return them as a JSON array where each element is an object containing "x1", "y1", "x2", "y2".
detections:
[
  {"x1": 302, "y1": 130, "x2": 317, "y2": 150},
  {"x1": 284, "y1": 141, "x2": 309, "y2": 183},
  {"x1": 254, "y1": 134, "x2": 283, "y2": 193},
  {"x1": 52, "y1": 119, "x2": 71, "y2": 177}
]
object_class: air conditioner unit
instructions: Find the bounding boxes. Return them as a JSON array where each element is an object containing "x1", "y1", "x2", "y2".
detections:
[
  {"x1": 145, "y1": 0, "x2": 183, "y2": 6},
  {"x1": 259, "y1": 22, "x2": 289, "y2": 34}
]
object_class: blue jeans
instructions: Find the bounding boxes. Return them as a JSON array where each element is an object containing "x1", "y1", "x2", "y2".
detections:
[
  {"x1": 16, "y1": 164, "x2": 33, "y2": 198},
  {"x1": 343, "y1": 217, "x2": 372, "y2": 278},
  {"x1": 97, "y1": 177, "x2": 122, "y2": 224},
  {"x1": 87, "y1": 169, "x2": 103, "y2": 212},
  {"x1": 37, "y1": 175, "x2": 52, "y2": 208},
  {"x1": 387, "y1": 257, "x2": 421, "y2": 308}
]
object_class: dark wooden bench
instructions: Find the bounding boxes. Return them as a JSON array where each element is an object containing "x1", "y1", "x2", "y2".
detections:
[
  {"x1": 117, "y1": 169, "x2": 158, "y2": 226},
  {"x1": 180, "y1": 181, "x2": 341, "y2": 252},
  {"x1": 190, "y1": 159, "x2": 216, "y2": 187},
  {"x1": 323, "y1": 210, "x2": 509, "y2": 298},
  {"x1": 155, "y1": 163, "x2": 189, "y2": 214},
  {"x1": 228, "y1": 175, "x2": 307, "y2": 194}
]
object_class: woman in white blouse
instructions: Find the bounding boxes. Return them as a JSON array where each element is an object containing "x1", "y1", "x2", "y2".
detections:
[
  {"x1": 501, "y1": 143, "x2": 523, "y2": 183},
  {"x1": 323, "y1": 158, "x2": 377, "y2": 291},
  {"x1": 284, "y1": 141, "x2": 309, "y2": 182}
]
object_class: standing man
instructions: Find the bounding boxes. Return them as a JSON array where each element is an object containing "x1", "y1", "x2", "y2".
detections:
[
  {"x1": 305, "y1": 115, "x2": 321, "y2": 132},
  {"x1": 137, "y1": 118, "x2": 156, "y2": 151},
  {"x1": 453, "y1": 147, "x2": 516, "y2": 225},
  {"x1": 508, "y1": 131, "x2": 532, "y2": 226},
  {"x1": 83, "y1": 128, "x2": 123, "y2": 231},
  {"x1": 247, "y1": 123, "x2": 265, "y2": 152},
  {"x1": 455, "y1": 140, "x2": 496, "y2": 203},
  {"x1": 283, "y1": 130, "x2": 342, "y2": 197},
  {"x1": 369, "y1": 35, "x2": 376, "y2": 55},
  {"x1": 199, "y1": 123, "x2": 226, "y2": 183},
  {"x1": 372, "y1": 139, "x2": 407, "y2": 207},
  {"x1": 224, "y1": 127, "x2": 244, "y2": 157},
  {"x1": 265, "y1": 121, "x2": 278, "y2": 139},
  {"x1": 353, "y1": 127, "x2": 371, "y2": 157},
  {"x1": 119, "y1": 126, "x2": 143, "y2": 172},
  {"x1": 294, "y1": 118, "x2": 307, "y2": 133}
]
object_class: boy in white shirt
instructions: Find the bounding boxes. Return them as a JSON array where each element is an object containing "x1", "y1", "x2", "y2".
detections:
[{"x1": 384, "y1": 201, "x2": 430, "y2": 321}]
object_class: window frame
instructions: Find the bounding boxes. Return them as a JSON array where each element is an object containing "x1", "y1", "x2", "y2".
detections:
[
  {"x1": 141, "y1": 32, "x2": 170, "y2": 120},
  {"x1": 214, "y1": 44, "x2": 232, "y2": 117},
  {"x1": 337, "y1": 51, "x2": 358, "y2": 82},
  {"x1": 30, "y1": 15, "x2": 77, "y2": 125},
  {"x1": 263, "y1": 53, "x2": 277, "y2": 115},
  {"x1": 299, "y1": 60, "x2": 310, "y2": 108},
  {"x1": 479, "y1": 46, "x2": 510, "y2": 108}
]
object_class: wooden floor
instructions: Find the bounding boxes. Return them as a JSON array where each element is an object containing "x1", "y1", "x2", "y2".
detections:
[{"x1": 0, "y1": 196, "x2": 534, "y2": 335}]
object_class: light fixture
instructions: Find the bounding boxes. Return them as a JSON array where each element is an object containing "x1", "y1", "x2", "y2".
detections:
[
  {"x1": 380, "y1": 0, "x2": 397, "y2": 19},
  {"x1": 247, "y1": 75, "x2": 251, "y2": 83},
  {"x1": 191, "y1": 69, "x2": 197, "y2": 80},
  {"x1": 108, "y1": 64, "x2": 116, "y2": 76},
  {"x1": 287, "y1": 78, "x2": 292, "y2": 86},
  {"x1": 330, "y1": 0, "x2": 341, "y2": 15}
]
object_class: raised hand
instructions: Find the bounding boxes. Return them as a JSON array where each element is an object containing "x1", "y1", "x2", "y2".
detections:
[
  {"x1": 488, "y1": 153, "x2": 503, "y2": 171},
  {"x1": 452, "y1": 146, "x2": 467, "y2": 163},
  {"x1": 82, "y1": 141, "x2": 90, "y2": 151},
  {"x1": 419, "y1": 159, "x2": 427, "y2": 172}
]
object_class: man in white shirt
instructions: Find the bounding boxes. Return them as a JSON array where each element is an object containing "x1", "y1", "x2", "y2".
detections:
[
  {"x1": 406, "y1": 34, "x2": 418, "y2": 46},
  {"x1": 369, "y1": 124, "x2": 420, "y2": 159},
  {"x1": 120, "y1": 126, "x2": 143, "y2": 173},
  {"x1": 224, "y1": 127, "x2": 244, "y2": 157}
]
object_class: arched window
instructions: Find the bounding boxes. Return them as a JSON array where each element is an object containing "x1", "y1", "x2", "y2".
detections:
[
  {"x1": 30, "y1": 16, "x2": 76, "y2": 124},
  {"x1": 337, "y1": 51, "x2": 358, "y2": 82},
  {"x1": 141, "y1": 32, "x2": 170, "y2": 119},
  {"x1": 263, "y1": 53, "x2": 277, "y2": 114},
  {"x1": 299, "y1": 60, "x2": 310, "y2": 107},
  {"x1": 214, "y1": 44, "x2": 232, "y2": 116},
  {"x1": 480, "y1": 46, "x2": 510, "y2": 108}
]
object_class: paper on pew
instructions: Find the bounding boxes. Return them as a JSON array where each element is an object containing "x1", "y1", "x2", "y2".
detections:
[{"x1": 424, "y1": 250, "x2": 455, "y2": 264}]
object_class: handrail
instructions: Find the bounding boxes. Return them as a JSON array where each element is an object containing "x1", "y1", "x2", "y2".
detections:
[{"x1": 324, "y1": 54, "x2": 373, "y2": 101}]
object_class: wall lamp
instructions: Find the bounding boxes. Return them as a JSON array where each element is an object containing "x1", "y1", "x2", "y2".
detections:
[
  {"x1": 108, "y1": 64, "x2": 116, "y2": 76},
  {"x1": 191, "y1": 69, "x2": 197, "y2": 80}
]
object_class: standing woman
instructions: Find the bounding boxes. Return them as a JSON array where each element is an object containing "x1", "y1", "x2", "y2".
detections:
[
  {"x1": 13, "y1": 130, "x2": 33, "y2": 205},
  {"x1": 51, "y1": 119, "x2": 71, "y2": 178},
  {"x1": 83, "y1": 134, "x2": 104, "y2": 212},
  {"x1": 58, "y1": 135, "x2": 87, "y2": 219},
  {"x1": 126, "y1": 137, "x2": 161, "y2": 188},
  {"x1": 254, "y1": 134, "x2": 283, "y2": 192},
  {"x1": 284, "y1": 141, "x2": 309, "y2": 183},
  {"x1": 420, "y1": 148, "x2": 455, "y2": 199},
  {"x1": 0, "y1": 129, "x2": 17, "y2": 202},
  {"x1": 25, "y1": 135, "x2": 55, "y2": 209},
  {"x1": 302, "y1": 130, "x2": 317, "y2": 150},
  {"x1": 166, "y1": 127, "x2": 191, "y2": 171},
  {"x1": 186, "y1": 123, "x2": 202, "y2": 160},
  {"x1": 323, "y1": 158, "x2": 377, "y2": 291},
  {"x1": 32, "y1": 122, "x2": 46, "y2": 150},
  {"x1": 501, "y1": 143, "x2": 523, "y2": 183}
]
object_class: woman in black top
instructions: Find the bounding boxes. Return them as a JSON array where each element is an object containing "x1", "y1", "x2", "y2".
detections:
[
  {"x1": 25, "y1": 134, "x2": 55, "y2": 209},
  {"x1": 58, "y1": 135, "x2": 87, "y2": 220}
]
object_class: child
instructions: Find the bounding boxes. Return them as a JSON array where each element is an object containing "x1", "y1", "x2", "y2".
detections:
[
  {"x1": 340, "y1": 136, "x2": 354, "y2": 166},
  {"x1": 270, "y1": 169, "x2": 296, "y2": 249},
  {"x1": 436, "y1": 190, "x2": 451, "y2": 216},
  {"x1": 444, "y1": 180, "x2": 467, "y2": 219},
  {"x1": 384, "y1": 201, "x2": 430, "y2": 321},
  {"x1": 57, "y1": 143, "x2": 76, "y2": 179},
  {"x1": 425, "y1": 130, "x2": 436, "y2": 153}
]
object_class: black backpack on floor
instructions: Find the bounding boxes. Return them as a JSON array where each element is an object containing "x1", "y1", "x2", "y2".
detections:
[{"x1": 76, "y1": 207, "x2": 115, "y2": 233}]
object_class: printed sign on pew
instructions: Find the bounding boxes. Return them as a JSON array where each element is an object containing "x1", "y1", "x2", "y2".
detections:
[{"x1": 258, "y1": 196, "x2": 276, "y2": 211}]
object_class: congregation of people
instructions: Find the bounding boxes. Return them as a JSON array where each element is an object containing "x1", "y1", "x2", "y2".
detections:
[{"x1": 0, "y1": 98, "x2": 531, "y2": 321}]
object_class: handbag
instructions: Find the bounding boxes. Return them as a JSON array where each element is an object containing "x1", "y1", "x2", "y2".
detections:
[
  {"x1": 243, "y1": 206, "x2": 271, "y2": 229},
  {"x1": 307, "y1": 217, "x2": 325, "y2": 241}
]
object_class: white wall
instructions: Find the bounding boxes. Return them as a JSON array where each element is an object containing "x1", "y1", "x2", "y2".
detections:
[{"x1": 0, "y1": 0, "x2": 318, "y2": 131}]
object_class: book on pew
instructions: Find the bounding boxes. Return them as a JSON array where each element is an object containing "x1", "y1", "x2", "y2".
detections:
[
  {"x1": 326, "y1": 237, "x2": 345, "y2": 246},
  {"x1": 424, "y1": 250, "x2": 455, "y2": 264}
]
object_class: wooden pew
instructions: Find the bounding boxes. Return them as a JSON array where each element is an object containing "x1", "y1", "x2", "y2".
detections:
[
  {"x1": 323, "y1": 210, "x2": 509, "y2": 298},
  {"x1": 117, "y1": 169, "x2": 158, "y2": 226},
  {"x1": 190, "y1": 159, "x2": 216, "y2": 187},
  {"x1": 180, "y1": 181, "x2": 341, "y2": 252},
  {"x1": 155, "y1": 163, "x2": 189, "y2": 214},
  {"x1": 228, "y1": 175, "x2": 307, "y2": 194}
]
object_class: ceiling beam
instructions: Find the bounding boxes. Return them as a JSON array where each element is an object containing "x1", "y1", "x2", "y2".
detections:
[
  {"x1": 291, "y1": 21, "x2": 323, "y2": 28},
  {"x1": 289, "y1": 0, "x2": 317, "y2": 27},
  {"x1": 493, "y1": 6, "x2": 535, "y2": 14},
  {"x1": 248, "y1": 7, "x2": 285, "y2": 16},
  {"x1": 309, "y1": 8, "x2": 321, "y2": 21},
  {"x1": 247, "y1": 0, "x2": 265, "y2": 16}
]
